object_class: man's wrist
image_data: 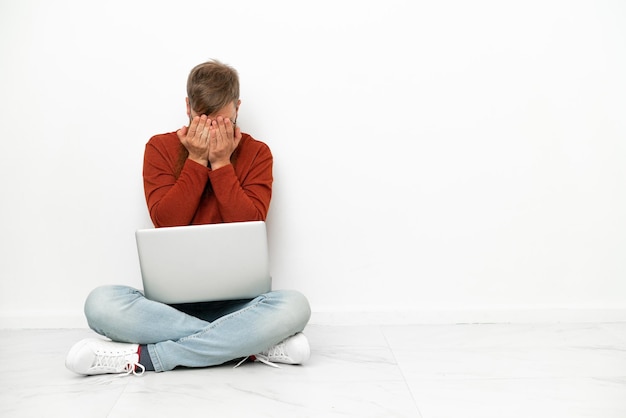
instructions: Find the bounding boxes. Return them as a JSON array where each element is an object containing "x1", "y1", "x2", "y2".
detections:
[
  {"x1": 210, "y1": 160, "x2": 231, "y2": 170},
  {"x1": 188, "y1": 155, "x2": 208, "y2": 166}
]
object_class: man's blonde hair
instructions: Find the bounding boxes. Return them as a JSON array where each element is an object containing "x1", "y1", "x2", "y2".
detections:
[{"x1": 187, "y1": 60, "x2": 240, "y2": 115}]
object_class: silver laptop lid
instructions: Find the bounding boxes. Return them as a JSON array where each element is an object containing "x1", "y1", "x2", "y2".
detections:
[{"x1": 135, "y1": 221, "x2": 271, "y2": 304}]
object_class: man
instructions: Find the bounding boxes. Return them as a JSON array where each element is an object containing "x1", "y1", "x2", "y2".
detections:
[{"x1": 65, "y1": 60, "x2": 311, "y2": 375}]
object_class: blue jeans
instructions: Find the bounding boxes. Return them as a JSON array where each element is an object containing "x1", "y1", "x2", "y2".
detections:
[{"x1": 84, "y1": 285, "x2": 311, "y2": 372}]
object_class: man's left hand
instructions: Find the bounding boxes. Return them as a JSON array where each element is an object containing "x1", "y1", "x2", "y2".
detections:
[{"x1": 208, "y1": 116, "x2": 241, "y2": 170}]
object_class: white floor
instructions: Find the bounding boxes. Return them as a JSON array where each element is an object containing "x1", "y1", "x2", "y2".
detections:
[{"x1": 1, "y1": 323, "x2": 626, "y2": 417}]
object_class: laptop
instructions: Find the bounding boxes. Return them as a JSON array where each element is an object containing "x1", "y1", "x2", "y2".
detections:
[{"x1": 135, "y1": 221, "x2": 271, "y2": 304}]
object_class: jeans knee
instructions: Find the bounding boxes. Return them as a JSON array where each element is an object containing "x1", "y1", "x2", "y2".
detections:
[
  {"x1": 84, "y1": 285, "x2": 139, "y2": 332},
  {"x1": 84, "y1": 285, "x2": 110, "y2": 331},
  {"x1": 277, "y1": 289, "x2": 311, "y2": 331}
]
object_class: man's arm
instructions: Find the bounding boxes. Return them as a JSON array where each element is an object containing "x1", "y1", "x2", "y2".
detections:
[
  {"x1": 143, "y1": 141, "x2": 210, "y2": 227},
  {"x1": 209, "y1": 145, "x2": 273, "y2": 223},
  {"x1": 143, "y1": 134, "x2": 273, "y2": 227}
]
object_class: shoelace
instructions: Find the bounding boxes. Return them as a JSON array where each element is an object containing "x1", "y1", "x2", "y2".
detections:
[
  {"x1": 233, "y1": 355, "x2": 280, "y2": 369},
  {"x1": 233, "y1": 341, "x2": 288, "y2": 369},
  {"x1": 253, "y1": 355, "x2": 280, "y2": 368},
  {"x1": 93, "y1": 353, "x2": 146, "y2": 376}
]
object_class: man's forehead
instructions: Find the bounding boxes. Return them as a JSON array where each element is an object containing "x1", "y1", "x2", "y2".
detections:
[{"x1": 192, "y1": 102, "x2": 237, "y2": 117}]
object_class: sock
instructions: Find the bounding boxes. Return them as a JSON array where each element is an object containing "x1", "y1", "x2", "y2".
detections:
[{"x1": 138, "y1": 345, "x2": 155, "y2": 372}]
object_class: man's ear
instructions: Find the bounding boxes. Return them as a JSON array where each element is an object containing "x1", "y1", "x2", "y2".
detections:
[{"x1": 186, "y1": 97, "x2": 192, "y2": 118}]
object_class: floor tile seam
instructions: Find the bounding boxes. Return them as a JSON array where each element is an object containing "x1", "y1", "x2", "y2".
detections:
[
  {"x1": 380, "y1": 325, "x2": 426, "y2": 418},
  {"x1": 390, "y1": 370, "x2": 626, "y2": 380},
  {"x1": 387, "y1": 345, "x2": 626, "y2": 352},
  {"x1": 4, "y1": 378, "x2": 131, "y2": 391},
  {"x1": 97, "y1": 376, "x2": 136, "y2": 417},
  {"x1": 399, "y1": 375, "x2": 626, "y2": 383}
]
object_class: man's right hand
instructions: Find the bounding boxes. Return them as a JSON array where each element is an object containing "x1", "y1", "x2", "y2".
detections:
[{"x1": 177, "y1": 115, "x2": 211, "y2": 166}]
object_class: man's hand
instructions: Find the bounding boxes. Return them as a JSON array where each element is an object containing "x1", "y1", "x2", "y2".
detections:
[
  {"x1": 177, "y1": 115, "x2": 211, "y2": 166},
  {"x1": 208, "y1": 116, "x2": 242, "y2": 170},
  {"x1": 177, "y1": 115, "x2": 241, "y2": 169}
]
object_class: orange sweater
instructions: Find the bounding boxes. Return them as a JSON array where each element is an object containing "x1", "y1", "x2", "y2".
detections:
[{"x1": 143, "y1": 132, "x2": 273, "y2": 227}]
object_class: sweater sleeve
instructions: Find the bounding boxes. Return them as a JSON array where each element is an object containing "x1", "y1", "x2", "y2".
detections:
[
  {"x1": 209, "y1": 142, "x2": 273, "y2": 222},
  {"x1": 143, "y1": 140, "x2": 210, "y2": 227}
]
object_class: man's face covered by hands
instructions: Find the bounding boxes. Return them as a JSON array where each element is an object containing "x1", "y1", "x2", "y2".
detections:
[{"x1": 178, "y1": 100, "x2": 242, "y2": 169}]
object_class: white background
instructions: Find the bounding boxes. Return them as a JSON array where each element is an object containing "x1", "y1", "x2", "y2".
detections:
[{"x1": 1, "y1": 0, "x2": 625, "y2": 327}]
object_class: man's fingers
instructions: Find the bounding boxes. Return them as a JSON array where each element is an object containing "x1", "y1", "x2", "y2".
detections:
[
  {"x1": 214, "y1": 117, "x2": 233, "y2": 142},
  {"x1": 176, "y1": 125, "x2": 188, "y2": 141},
  {"x1": 188, "y1": 116, "x2": 200, "y2": 136},
  {"x1": 190, "y1": 115, "x2": 213, "y2": 138}
]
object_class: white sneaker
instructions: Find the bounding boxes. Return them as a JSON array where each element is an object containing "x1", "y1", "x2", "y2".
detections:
[
  {"x1": 65, "y1": 338, "x2": 145, "y2": 376},
  {"x1": 255, "y1": 332, "x2": 311, "y2": 368}
]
